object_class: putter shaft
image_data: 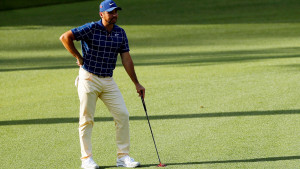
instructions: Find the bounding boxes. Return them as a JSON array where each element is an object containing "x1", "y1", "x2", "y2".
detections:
[{"x1": 141, "y1": 94, "x2": 162, "y2": 164}]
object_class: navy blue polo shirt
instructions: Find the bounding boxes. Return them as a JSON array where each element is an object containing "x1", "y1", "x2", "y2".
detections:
[{"x1": 71, "y1": 20, "x2": 130, "y2": 77}]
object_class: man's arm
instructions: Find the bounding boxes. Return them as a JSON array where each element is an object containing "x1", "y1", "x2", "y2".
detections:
[
  {"x1": 59, "y1": 30, "x2": 83, "y2": 66},
  {"x1": 120, "y1": 52, "x2": 145, "y2": 98}
]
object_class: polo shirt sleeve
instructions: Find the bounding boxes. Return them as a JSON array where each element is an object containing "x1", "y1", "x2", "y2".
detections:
[
  {"x1": 71, "y1": 22, "x2": 94, "y2": 41},
  {"x1": 120, "y1": 29, "x2": 130, "y2": 53}
]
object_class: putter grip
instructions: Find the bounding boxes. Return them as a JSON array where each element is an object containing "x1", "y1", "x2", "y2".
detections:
[{"x1": 141, "y1": 93, "x2": 147, "y2": 112}]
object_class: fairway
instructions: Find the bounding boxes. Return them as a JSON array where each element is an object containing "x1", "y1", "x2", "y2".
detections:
[{"x1": 0, "y1": 0, "x2": 300, "y2": 168}]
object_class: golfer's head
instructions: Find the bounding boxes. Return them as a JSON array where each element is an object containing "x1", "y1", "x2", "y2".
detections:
[{"x1": 99, "y1": 0, "x2": 122, "y2": 24}]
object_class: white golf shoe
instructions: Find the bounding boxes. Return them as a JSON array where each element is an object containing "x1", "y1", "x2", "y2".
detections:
[
  {"x1": 81, "y1": 157, "x2": 99, "y2": 169},
  {"x1": 116, "y1": 155, "x2": 140, "y2": 168}
]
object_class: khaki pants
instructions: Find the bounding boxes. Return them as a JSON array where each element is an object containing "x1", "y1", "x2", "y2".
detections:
[{"x1": 76, "y1": 68, "x2": 130, "y2": 159}]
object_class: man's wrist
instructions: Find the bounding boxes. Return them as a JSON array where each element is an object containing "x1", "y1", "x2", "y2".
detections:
[{"x1": 76, "y1": 56, "x2": 83, "y2": 60}]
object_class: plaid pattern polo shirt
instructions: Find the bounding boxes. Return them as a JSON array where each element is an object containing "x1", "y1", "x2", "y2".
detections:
[{"x1": 71, "y1": 20, "x2": 130, "y2": 77}]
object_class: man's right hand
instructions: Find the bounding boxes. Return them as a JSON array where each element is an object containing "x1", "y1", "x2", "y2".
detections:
[{"x1": 60, "y1": 30, "x2": 83, "y2": 67}]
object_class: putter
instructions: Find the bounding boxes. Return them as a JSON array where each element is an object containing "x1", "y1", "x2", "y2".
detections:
[{"x1": 140, "y1": 92, "x2": 166, "y2": 167}]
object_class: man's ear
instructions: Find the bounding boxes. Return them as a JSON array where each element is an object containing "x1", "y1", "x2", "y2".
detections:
[{"x1": 99, "y1": 12, "x2": 103, "y2": 18}]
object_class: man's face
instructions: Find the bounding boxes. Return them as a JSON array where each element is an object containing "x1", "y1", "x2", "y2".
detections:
[{"x1": 100, "y1": 9, "x2": 118, "y2": 25}]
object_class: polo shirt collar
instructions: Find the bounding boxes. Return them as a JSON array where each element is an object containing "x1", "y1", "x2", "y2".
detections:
[{"x1": 97, "y1": 19, "x2": 116, "y2": 31}]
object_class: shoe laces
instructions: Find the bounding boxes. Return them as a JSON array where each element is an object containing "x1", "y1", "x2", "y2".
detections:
[{"x1": 123, "y1": 156, "x2": 135, "y2": 163}]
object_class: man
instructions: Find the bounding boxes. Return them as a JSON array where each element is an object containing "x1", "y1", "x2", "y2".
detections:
[{"x1": 59, "y1": 0, "x2": 145, "y2": 168}]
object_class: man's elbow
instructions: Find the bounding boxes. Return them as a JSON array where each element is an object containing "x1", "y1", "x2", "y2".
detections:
[
  {"x1": 59, "y1": 34, "x2": 66, "y2": 42},
  {"x1": 59, "y1": 31, "x2": 74, "y2": 42}
]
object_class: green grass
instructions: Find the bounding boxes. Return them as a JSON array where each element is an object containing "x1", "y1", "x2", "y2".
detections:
[
  {"x1": 0, "y1": 0, "x2": 300, "y2": 168},
  {"x1": 0, "y1": 0, "x2": 89, "y2": 11}
]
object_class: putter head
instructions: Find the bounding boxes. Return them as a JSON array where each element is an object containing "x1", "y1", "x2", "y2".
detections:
[{"x1": 157, "y1": 163, "x2": 167, "y2": 167}]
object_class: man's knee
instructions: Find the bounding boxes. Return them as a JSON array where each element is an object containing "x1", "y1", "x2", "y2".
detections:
[
  {"x1": 118, "y1": 109, "x2": 129, "y2": 120},
  {"x1": 113, "y1": 110, "x2": 129, "y2": 128},
  {"x1": 79, "y1": 120, "x2": 94, "y2": 131}
]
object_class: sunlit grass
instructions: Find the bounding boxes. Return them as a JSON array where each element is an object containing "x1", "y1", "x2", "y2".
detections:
[{"x1": 0, "y1": 0, "x2": 300, "y2": 168}]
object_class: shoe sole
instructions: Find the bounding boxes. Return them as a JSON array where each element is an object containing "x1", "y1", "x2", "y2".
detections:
[{"x1": 116, "y1": 163, "x2": 140, "y2": 168}]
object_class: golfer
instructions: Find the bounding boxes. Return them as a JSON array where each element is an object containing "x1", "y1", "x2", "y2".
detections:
[{"x1": 59, "y1": 0, "x2": 145, "y2": 168}]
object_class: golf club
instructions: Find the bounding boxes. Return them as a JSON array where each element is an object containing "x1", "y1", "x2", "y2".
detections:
[{"x1": 140, "y1": 93, "x2": 166, "y2": 167}]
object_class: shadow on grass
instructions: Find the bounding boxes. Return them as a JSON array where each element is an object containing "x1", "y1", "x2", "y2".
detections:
[
  {"x1": 141, "y1": 156, "x2": 300, "y2": 167},
  {"x1": 1, "y1": 47, "x2": 300, "y2": 72},
  {"x1": 97, "y1": 155, "x2": 300, "y2": 168},
  {"x1": 0, "y1": 109, "x2": 299, "y2": 126},
  {"x1": 1, "y1": 0, "x2": 300, "y2": 26},
  {"x1": 0, "y1": 65, "x2": 77, "y2": 72}
]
